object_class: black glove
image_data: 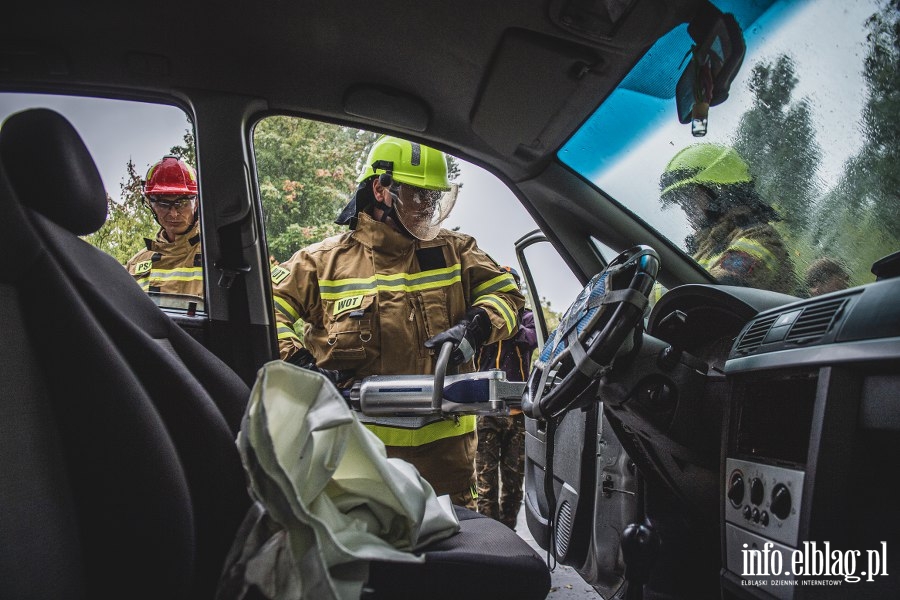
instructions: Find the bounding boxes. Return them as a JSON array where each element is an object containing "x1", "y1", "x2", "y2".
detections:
[
  {"x1": 287, "y1": 348, "x2": 351, "y2": 386},
  {"x1": 424, "y1": 307, "x2": 492, "y2": 366}
]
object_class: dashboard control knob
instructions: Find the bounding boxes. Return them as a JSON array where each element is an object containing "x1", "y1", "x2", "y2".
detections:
[
  {"x1": 771, "y1": 484, "x2": 792, "y2": 520},
  {"x1": 752, "y1": 508, "x2": 760, "y2": 523},
  {"x1": 727, "y1": 471, "x2": 745, "y2": 507},
  {"x1": 742, "y1": 506, "x2": 751, "y2": 520},
  {"x1": 750, "y1": 477, "x2": 764, "y2": 505},
  {"x1": 761, "y1": 511, "x2": 769, "y2": 526}
]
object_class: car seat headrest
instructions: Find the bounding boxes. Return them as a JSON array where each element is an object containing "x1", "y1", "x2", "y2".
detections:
[{"x1": 0, "y1": 108, "x2": 108, "y2": 235}]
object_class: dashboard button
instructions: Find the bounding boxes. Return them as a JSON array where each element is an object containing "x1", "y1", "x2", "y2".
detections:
[
  {"x1": 727, "y1": 471, "x2": 745, "y2": 507},
  {"x1": 750, "y1": 478, "x2": 764, "y2": 505},
  {"x1": 771, "y1": 484, "x2": 792, "y2": 520}
]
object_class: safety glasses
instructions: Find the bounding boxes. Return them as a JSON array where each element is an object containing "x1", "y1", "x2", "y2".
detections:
[
  {"x1": 148, "y1": 195, "x2": 197, "y2": 211},
  {"x1": 386, "y1": 184, "x2": 444, "y2": 213}
]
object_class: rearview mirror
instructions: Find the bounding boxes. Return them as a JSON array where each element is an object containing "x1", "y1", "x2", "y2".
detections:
[{"x1": 676, "y1": 9, "x2": 745, "y2": 136}]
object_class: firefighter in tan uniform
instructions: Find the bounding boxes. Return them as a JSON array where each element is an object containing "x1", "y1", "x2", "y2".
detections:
[
  {"x1": 271, "y1": 136, "x2": 525, "y2": 508},
  {"x1": 126, "y1": 156, "x2": 203, "y2": 300},
  {"x1": 659, "y1": 144, "x2": 795, "y2": 294}
]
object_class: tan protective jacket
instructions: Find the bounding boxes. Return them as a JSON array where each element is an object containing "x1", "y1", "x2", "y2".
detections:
[
  {"x1": 125, "y1": 221, "x2": 204, "y2": 299},
  {"x1": 693, "y1": 206, "x2": 795, "y2": 294},
  {"x1": 271, "y1": 213, "x2": 525, "y2": 495}
]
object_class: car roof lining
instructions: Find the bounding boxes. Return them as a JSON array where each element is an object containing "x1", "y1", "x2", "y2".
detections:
[{"x1": 1, "y1": 0, "x2": 703, "y2": 181}]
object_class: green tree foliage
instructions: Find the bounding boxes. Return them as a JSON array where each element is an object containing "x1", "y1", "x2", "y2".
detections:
[
  {"x1": 85, "y1": 127, "x2": 197, "y2": 264},
  {"x1": 254, "y1": 117, "x2": 379, "y2": 262},
  {"x1": 528, "y1": 295, "x2": 561, "y2": 363},
  {"x1": 255, "y1": 118, "x2": 464, "y2": 263},
  {"x1": 84, "y1": 159, "x2": 156, "y2": 264},
  {"x1": 169, "y1": 129, "x2": 197, "y2": 166},
  {"x1": 539, "y1": 296, "x2": 562, "y2": 334},
  {"x1": 733, "y1": 54, "x2": 821, "y2": 236},
  {"x1": 811, "y1": 0, "x2": 900, "y2": 282}
]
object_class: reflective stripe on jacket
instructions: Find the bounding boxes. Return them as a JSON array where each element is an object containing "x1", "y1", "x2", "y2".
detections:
[
  {"x1": 692, "y1": 207, "x2": 794, "y2": 294},
  {"x1": 270, "y1": 213, "x2": 525, "y2": 494},
  {"x1": 126, "y1": 221, "x2": 204, "y2": 299}
]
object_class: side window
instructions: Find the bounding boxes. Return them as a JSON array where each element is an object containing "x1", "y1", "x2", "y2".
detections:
[
  {"x1": 518, "y1": 239, "x2": 584, "y2": 350},
  {"x1": 252, "y1": 116, "x2": 541, "y2": 336},
  {"x1": 0, "y1": 93, "x2": 200, "y2": 312}
]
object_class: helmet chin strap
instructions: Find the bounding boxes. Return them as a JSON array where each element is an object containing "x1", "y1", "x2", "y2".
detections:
[
  {"x1": 372, "y1": 174, "x2": 413, "y2": 238},
  {"x1": 373, "y1": 188, "x2": 398, "y2": 224}
]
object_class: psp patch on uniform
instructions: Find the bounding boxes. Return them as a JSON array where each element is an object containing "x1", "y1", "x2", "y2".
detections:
[
  {"x1": 134, "y1": 260, "x2": 152, "y2": 276},
  {"x1": 271, "y1": 265, "x2": 290, "y2": 285},
  {"x1": 333, "y1": 294, "x2": 364, "y2": 316}
]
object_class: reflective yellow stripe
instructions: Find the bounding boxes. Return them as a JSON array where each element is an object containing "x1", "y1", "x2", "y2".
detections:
[
  {"x1": 729, "y1": 237, "x2": 779, "y2": 270},
  {"x1": 276, "y1": 323, "x2": 301, "y2": 341},
  {"x1": 472, "y1": 272, "x2": 517, "y2": 296},
  {"x1": 701, "y1": 236, "x2": 778, "y2": 272},
  {"x1": 319, "y1": 264, "x2": 461, "y2": 300},
  {"x1": 141, "y1": 267, "x2": 203, "y2": 282},
  {"x1": 364, "y1": 415, "x2": 476, "y2": 446},
  {"x1": 697, "y1": 254, "x2": 716, "y2": 269},
  {"x1": 273, "y1": 295, "x2": 300, "y2": 322},
  {"x1": 474, "y1": 294, "x2": 515, "y2": 334}
]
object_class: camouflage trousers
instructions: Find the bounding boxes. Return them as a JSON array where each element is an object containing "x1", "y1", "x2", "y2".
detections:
[{"x1": 475, "y1": 413, "x2": 525, "y2": 529}]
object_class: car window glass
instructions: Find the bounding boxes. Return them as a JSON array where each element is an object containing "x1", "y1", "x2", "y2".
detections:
[
  {"x1": 559, "y1": 0, "x2": 897, "y2": 300},
  {"x1": 0, "y1": 93, "x2": 202, "y2": 312},
  {"x1": 253, "y1": 116, "x2": 558, "y2": 326},
  {"x1": 590, "y1": 237, "x2": 617, "y2": 264},
  {"x1": 519, "y1": 240, "x2": 584, "y2": 348}
]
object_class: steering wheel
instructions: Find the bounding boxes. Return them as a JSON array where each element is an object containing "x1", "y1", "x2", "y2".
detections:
[{"x1": 522, "y1": 245, "x2": 660, "y2": 420}]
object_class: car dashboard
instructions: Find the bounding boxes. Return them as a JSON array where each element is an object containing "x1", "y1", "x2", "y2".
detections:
[{"x1": 641, "y1": 276, "x2": 900, "y2": 599}]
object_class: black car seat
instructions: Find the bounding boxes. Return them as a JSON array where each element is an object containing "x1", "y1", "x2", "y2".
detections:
[
  {"x1": 0, "y1": 108, "x2": 252, "y2": 600},
  {"x1": 0, "y1": 108, "x2": 550, "y2": 600}
]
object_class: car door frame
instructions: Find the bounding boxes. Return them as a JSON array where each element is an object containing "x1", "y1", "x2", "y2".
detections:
[{"x1": 514, "y1": 230, "x2": 639, "y2": 597}]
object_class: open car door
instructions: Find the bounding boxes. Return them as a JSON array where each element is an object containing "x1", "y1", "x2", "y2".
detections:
[{"x1": 515, "y1": 230, "x2": 639, "y2": 598}]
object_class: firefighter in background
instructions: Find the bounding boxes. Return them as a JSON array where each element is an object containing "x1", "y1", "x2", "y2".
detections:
[
  {"x1": 803, "y1": 257, "x2": 851, "y2": 297},
  {"x1": 474, "y1": 266, "x2": 537, "y2": 529},
  {"x1": 271, "y1": 136, "x2": 525, "y2": 508},
  {"x1": 126, "y1": 156, "x2": 203, "y2": 299},
  {"x1": 659, "y1": 144, "x2": 795, "y2": 294}
]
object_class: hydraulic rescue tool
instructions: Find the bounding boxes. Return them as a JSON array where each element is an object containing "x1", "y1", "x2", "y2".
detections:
[{"x1": 347, "y1": 341, "x2": 527, "y2": 425}]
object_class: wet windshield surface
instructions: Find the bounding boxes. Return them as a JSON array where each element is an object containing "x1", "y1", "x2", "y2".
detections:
[{"x1": 561, "y1": 0, "x2": 899, "y2": 298}]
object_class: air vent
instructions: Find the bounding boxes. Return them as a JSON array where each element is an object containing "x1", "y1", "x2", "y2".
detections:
[
  {"x1": 785, "y1": 299, "x2": 845, "y2": 343},
  {"x1": 555, "y1": 500, "x2": 573, "y2": 558},
  {"x1": 735, "y1": 315, "x2": 778, "y2": 354}
]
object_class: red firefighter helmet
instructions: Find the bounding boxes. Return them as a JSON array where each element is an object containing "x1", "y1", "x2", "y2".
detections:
[{"x1": 143, "y1": 155, "x2": 198, "y2": 197}]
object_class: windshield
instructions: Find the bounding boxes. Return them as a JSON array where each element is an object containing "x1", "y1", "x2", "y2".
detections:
[{"x1": 561, "y1": 0, "x2": 898, "y2": 298}]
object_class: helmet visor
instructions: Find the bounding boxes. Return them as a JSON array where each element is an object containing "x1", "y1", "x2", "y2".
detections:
[{"x1": 392, "y1": 183, "x2": 458, "y2": 240}]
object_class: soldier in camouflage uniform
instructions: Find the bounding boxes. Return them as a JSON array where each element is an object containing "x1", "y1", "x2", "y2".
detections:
[
  {"x1": 475, "y1": 267, "x2": 537, "y2": 528},
  {"x1": 659, "y1": 144, "x2": 796, "y2": 294}
]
